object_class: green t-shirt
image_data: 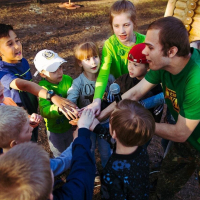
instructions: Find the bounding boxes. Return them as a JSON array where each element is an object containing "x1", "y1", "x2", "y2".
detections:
[
  {"x1": 39, "y1": 75, "x2": 73, "y2": 133},
  {"x1": 145, "y1": 48, "x2": 200, "y2": 151},
  {"x1": 94, "y1": 32, "x2": 146, "y2": 99}
]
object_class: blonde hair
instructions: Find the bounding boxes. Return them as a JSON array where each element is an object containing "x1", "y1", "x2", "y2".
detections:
[
  {"x1": 74, "y1": 41, "x2": 99, "y2": 74},
  {"x1": 110, "y1": 99, "x2": 155, "y2": 146},
  {"x1": 0, "y1": 106, "x2": 29, "y2": 148},
  {"x1": 0, "y1": 142, "x2": 52, "y2": 200},
  {"x1": 109, "y1": 0, "x2": 137, "y2": 27}
]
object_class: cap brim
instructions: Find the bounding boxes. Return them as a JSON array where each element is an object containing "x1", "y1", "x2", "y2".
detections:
[{"x1": 46, "y1": 59, "x2": 67, "y2": 72}]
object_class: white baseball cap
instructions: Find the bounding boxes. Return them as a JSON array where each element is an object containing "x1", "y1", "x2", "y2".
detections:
[{"x1": 34, "y1": 49, "x2": 67, "y2": 77}]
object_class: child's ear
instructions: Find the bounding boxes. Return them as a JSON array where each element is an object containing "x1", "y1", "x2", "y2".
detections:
[
  {"x1": 40, "y1": 72, "x2": 47, "y2": 78},
  {"x1": 10, "y1": 140, "x2": 17, "y2": 148},
  {"x1": 112, "y1": 130, "x2": 117, "y2": 139},
  {"x1": 78, "y1": 61, "x2": 83, "y2": 67}
]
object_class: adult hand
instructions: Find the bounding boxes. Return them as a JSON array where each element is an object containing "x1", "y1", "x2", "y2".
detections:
[
  {"x1": 52, "y1": 95, "x2": 79, "y2": 120},
  {"x1": 78, "y1": 109, "x2": 95, "y2": 129},
  {"x1": 87, "y1": 98, "x2": 101, "y2": 117}
]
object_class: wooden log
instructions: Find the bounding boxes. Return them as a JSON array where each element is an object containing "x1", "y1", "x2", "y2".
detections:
[
  {"x1": 174, "y1": 8, "x2": 185, "y2": 16},
  {"x1": 176, "y1": 1, "x2": 196, "y2": 10},
  {"x1": 194, "y1": 6, "x2": 200, "y2": 14},
  {"x1": 164, "y1": 0, "x2": 177, "y2": 17},
  {"x1": 193, "y1": 14, "x2": 200, "y2": 22},
  {"x1": 173, "y1": 14, "x2": 193, "y2": 24},
  {"x1": 190, "y1": 28, "x2": 200, "y2": 37},
  {"x1": 179, "y1": 0, "x2": 198, "y2": 2},
  {"x1": 185, "y1": 24, "x2": 191, "y2": 31},
  {"x1": 174, "y1": 8, "x2": 194, "y2": 17},
  {"x1": 191, "y1": 21, "x2": 200, "y2": 29},
  {"x1": 185, "y1": 9, "x2": 194, "y2": 17},
  {"x1": 189, "y1": 34, "x2": 200, "y2": 42}
]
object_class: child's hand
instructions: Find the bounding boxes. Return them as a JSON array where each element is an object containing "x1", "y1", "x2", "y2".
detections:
[
  {"x1": 58, "y1": 107, "x2": 79, "y2": 120},
  {"x1": 30, "y1": 113, "x2": 43, "y2": 125},
  {"x1": 87, "y1": 98, "x2": 101, "y2": 117},
  {"x1": 89, "y1": 118, "x2": 100, "y2": 131},
  {"x1": 52, "y1": 95, "x2": 79, "y2": 119},
  {"x1": 78, "y1": 109, "x2": 95, "y2": 129}
]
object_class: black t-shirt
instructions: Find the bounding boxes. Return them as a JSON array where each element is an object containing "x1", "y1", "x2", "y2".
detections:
[{"x1": 114, "y1": 74, "x2": 163, "y2": 122}]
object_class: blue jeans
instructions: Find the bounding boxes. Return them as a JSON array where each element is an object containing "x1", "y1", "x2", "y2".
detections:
[
  {"x1": 140, "y1": 92, "x2": 164, "y2": 109},
  {"x1": 90, "y1": 122, "x2": 111, "y2": 168}
]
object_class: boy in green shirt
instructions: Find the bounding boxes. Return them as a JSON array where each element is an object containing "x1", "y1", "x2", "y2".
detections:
[{"x1": 34, "y1": 49, "x2": 73, "y2": 157}]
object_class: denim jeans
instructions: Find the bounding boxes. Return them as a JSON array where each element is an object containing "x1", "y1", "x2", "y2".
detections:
[
  {"x1": 140, "y1": 92, "x2": 164, "y2": 109},
  {"x1": 90, "y1": 122, "x2": 111, "y2": 168}
]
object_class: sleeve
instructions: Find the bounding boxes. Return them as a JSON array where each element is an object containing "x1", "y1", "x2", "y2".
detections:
[
  {"x1": 94, "y1": 41, "x2": 113, "y2": 99},
  {"x1": 180, "y1": 81, "x2": 200, "y2": 120},
  {"x1": 67, "y1": 78, "x2": 81, "y2": 105},
  {"x1": 145, "y1": 69, "x2": 162, "y2": 85},
  {"x1": 93, "y1": 124, "x2": 115, "y2": 149},
  {"x1": 53, "y1": 128, "x2": 95, "y2": 200},
  {"x1": 50, "y1": 142, "x2": 72, "y2": 176},
  {"x1": 38, "y1": 85, "x2": 61, "y2": 119},
  {"x1": 0, "y1": 72, "x2": 18, "y2": 90}
]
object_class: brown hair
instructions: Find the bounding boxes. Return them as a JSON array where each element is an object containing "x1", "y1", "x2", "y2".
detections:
[
  {"x1": 0, "y1": 106, "x2": 28, "y2": 148},
  {"x1": 0, "y1": 142, "x2": 52, "y2": 200},
  {"x1": 148, "y1": 16, "x2": 190, "y2": 57},
  {"x1": 110, "y1": 99, "x2": 155, "y2": 146},
  {"x1": 74, "y1": 41, "x2": 99, "y2": 74},
  {"x1": 0, "y1": 24, "x2": 13, "y2": 39},
  {"x1": 109, "y1": 0, "x2": 137, "y2": 27}
]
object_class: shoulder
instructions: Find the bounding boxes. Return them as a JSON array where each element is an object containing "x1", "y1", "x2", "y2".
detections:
[
  {"x1": 39, "y1": 79, "x2": 49, "y2": 87},
  {"x1": 72, "y1": 73, "x2": 84, "y2": 84},
  {"x1": 62, "y1": 74, "x2": 73, "y2": 82},
  {"x1": 135, "y1": 32, "x2": 146, "y2": 44},
  {"x1": 104, "y1": 34, "x2": 118, "y2": 47}
]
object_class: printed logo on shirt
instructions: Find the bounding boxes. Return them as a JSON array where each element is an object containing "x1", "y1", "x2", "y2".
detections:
[
  {"x1": 42, "y1": 51, "x2": 55, "y2": 60},
  {"x1": 165, "y1": 87, "x2": 180, "y2": 112}
]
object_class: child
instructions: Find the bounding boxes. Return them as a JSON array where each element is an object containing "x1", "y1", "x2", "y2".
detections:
[
  {"x1": 114, "y1": 43, "x2": 164, "y2": 122},
  {"x1": 67, "y1": 42, "x2": 115, "y2": 170},
  {"x1": 0, "y1": 106, "x2": 33, "y2": 153},
  {"x1": 93, "y1": 99, "x2": 155, "y2": 199},
  {"x1": 0, "y1": 105, "x2": 72, "y2": 177},
  {"x1": 0, "y1": 24, "x2": 78, "y2": 142},
  {"x1": 0, "y1": 109, "x2": 95, "y2": 200},
  {"x1": 0, "y1": 80, "x2": 42, "y2": 128},
  {"x1": 90, "y1": 0, "x2": 146, "y2": 115},
  {"x1": 34, "y1": 49, "x2": 74, "y2": 158}
]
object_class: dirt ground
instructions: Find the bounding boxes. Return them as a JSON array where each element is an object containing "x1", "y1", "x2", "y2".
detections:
[{"x1": 1, "y1": 0, "x2": 200, "y2": 199}]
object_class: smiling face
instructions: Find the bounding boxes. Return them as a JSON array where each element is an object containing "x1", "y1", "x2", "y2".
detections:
[
  {"x1": 128, "y1": 60, "x2": 148, "y2": 80},
  {"x1": 0, "y1": 30, "x2": 22, "y2": 63},
  {"x1": 112, "y1": 13, "x2": 135, "y2": 46},
  {"x1": 41, "y1": 65, "x2": 64, "y2": 84},
  {"x1": 0, "y1": 81, "x2": 4, "y2": 103},
  {"x1": 80, "y1": 56, "x2": 100, "y2": 75},
  {"x1": 142, "y1": 29, "x2": 169, "y2": 71}
]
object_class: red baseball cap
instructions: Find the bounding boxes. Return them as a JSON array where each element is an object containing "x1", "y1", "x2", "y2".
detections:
[{"x1": 127, "y1": 43, "x2": 148, "y2": 64}]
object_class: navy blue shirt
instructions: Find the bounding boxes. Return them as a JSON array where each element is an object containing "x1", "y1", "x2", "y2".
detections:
[{"x1": 0, "y1": 58, "x2": 32, "y2": 105}]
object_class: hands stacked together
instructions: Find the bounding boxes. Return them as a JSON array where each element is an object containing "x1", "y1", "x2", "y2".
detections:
[{"x1": 55, "y1": 97, "x2": 101, "y2": 126}]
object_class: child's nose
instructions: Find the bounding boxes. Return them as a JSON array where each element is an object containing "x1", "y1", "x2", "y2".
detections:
[
  {"x1": 120, "y1": 26, "x2": 125, "y2": 34},
  {"x1": 14, "y1": 42, "x2": 20, "y2": 49},
  {"x1": 91, "y1": 58, "x2": 95, "y2": 65}
]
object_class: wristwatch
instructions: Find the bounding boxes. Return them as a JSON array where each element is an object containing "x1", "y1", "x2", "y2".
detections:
[{"x1": 46, "y1": 90, "x2": 55, "y2": 101}]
